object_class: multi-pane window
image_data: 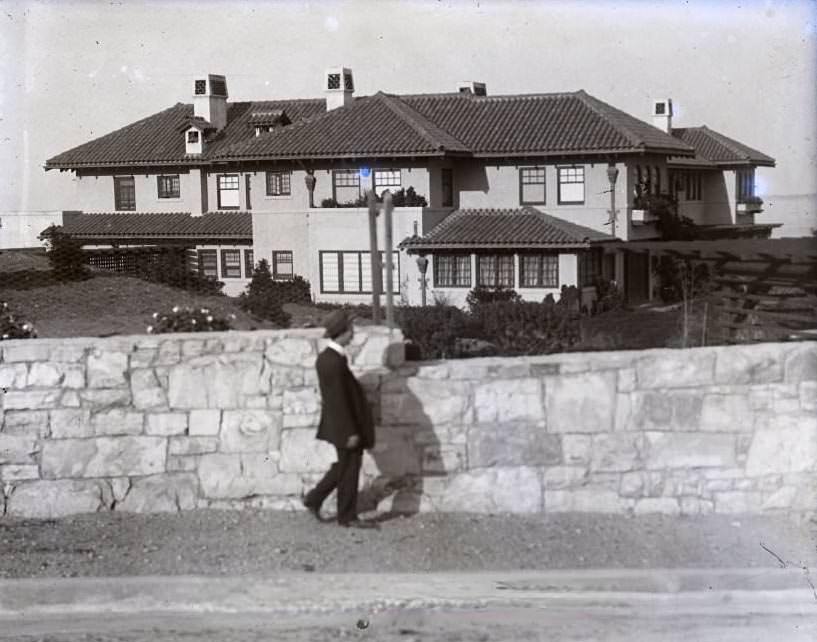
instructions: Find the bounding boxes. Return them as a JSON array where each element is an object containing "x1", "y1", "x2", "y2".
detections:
[
  {"x1": 157, "y1": 175, "x2": 180, "y2": 199},
  {"x1": 441, "y1": 168, "x2": 454, "y2": 207},
  {"x1": 476, "y1": 255, "x2": 515, "y2": 288},
  {"x1": 520, "y1": 254, "x2": 559, "y2": 288},
  {"x1": 197, "y1": 250, "x2": 218, "y2": 278},
  {"x1": 244, "y1": 249, "x2": 255, "y2": 277},
  {"x1": 114, "y1": 176, "x2": 136, "y2": 211},
  {"x1": 578, "y1": 250, "x2": 602, "y2": 287},
  {"x1": 374, "y1": 169, "x2": 401, "y2": 195},
  {"x1": 272, "y1": 251, "x2": 294, "y2": 280},
  {"x1": 519, "y1": 167, "x2": 546, "y2": 205},
  {"x1": 737, "y1": 169, "x2": 756, "y2": 202},
  {"x1": 320, "y1": 251, "x2": 399, "y2": 293},
  {"x1": 684, "y1": 171, "x2": 703, "y2": 201},
  {"x1": 187, "y1": 130, "x2": 199, "y2": 144},
  {"x1": 217, "y1": 174, "x2": 240, "y2": 209},
  {"x1": 266, "y1": 171, "x2": 291, "y2": 196},
  {"x1": 557, "y1": 166, "x2": 585, "y2": 204},
  {"x1": 433, "y1": 254, "x2": 471, "y2": 288},
  {"x1": 220, "y1": 249, "x2": 242, "y2": 278},
  {"x1": 332, "y1": 169, "x2": 361, "y2": 203}
]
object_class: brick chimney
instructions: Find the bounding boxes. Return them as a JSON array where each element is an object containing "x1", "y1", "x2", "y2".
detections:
[{"x1": 193, "y1": 74, "x2": 228, "y2": 130}]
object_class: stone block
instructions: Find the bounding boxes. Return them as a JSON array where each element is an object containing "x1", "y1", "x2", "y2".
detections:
[
  {"x1": 441, "y1": 467, "x2": 541, "y2": 513},
  {"x1": 26, "y1": 363, "x2": 62, "y2": 387},
  {"x1": 245, "y1": 396, "x2": 268, "y2": 409},
  {"x1": 628, "y1": 390, "x2": 703, "y2": 432},
  {"x1": 714, "y1": 491, "x2": 763, "y2": 513},
  {"x1": 545, "y1": 488, "x2": 631, "y2": 514},
  {"x1": 679, "y1": 497, "x2": 714, "y2": 515},
  {"x1": 2, "y1": 389, "x2": 61, "y2": 410},
  {"x1": 61, "y1": 391, "x2": 81, "y2": 408},
  {"x1": 278, "y1": 428, "x2": 336, "y2": 473},
  {"x1": 590, "y1": 433, "x2": 641, "y2": 472},
  {"x1": 618, "y1": 368, "x2": 637, "y2": 392},
  {"x1": 269, "y1": 366, "x2": 305, "y2": 390},
  {"x1": 41, "y1": 436, "x2": 166, "y2": 478},
  {"x1": 50, "y1": 409, "x2": 92, "y2": 439},
  {"x1": 0, "y1": 363, "x2": 28, "y2": 389},
  {"x1": 49, "y1": 343, "x2": 89, "y2": 363},
  {"x1": 422, "y1": 444, "x2": 466, "y2": 475},
  {"x1": 265, "y1": 337, "x2": 317, "y2": 367},
  {"x1": 543, "y1": 465, "x2": 587, "y2": 490},
  {"x1": 366, "y1": 426, "x2": 421, "y2": 478},
  {"x1": 7, "y1": 480, "x2": 106, "y2": 518},
  {"x1": 189, "y1": 409, "x2": 221, "y2": 436},
  {"x1": 620, "y1": 471, "x2": 650, "y2": 497},
  {"x1": 130, "y1": 348, "x2": 158, "y2": 369},
  {"x1": 561, "y1": 435, "x2": 592, "y2": 465},
  {"x1": 2, "y1": 410, "x2": 49, "y2": 436},
  {"x1": 382, "y1": 379, "x2": 472, "y2": 427},
  {"x1": 800, "y1": 381, "x2": 817, "y2": 411},
  {"x1": 168, "y1": 436, "x2": 218, "y2": 456},
  {"x1": 146, "y1": 413, "x2": 188, "y2": 436},
  {"x1": 545, "y1": 371, "x2": 617, "y2": 433},
  {"x1": 474, "y1": 378, "x2": 543, "y2": 424},
  {"x1": 1, "y1": 464, "x2": 39, "y2": 481},
  {"x1": 1, "y1": 342, "x2": 51, "y2": 363},
  {"x1": 634, "y1": 497, "x2": 680, "y2": 515},
  {"x1": 79, "y1": 389, "x2": 132, "y2": 409},
  {"x1": 130, "y1": 369, "x2": 167, "y2": 410},
  {"x1": 700, "y1": 394, "x2": 753, "y2": 432},
  {"x1": 198, "y1": 452, "x2": 301, "y2": 499},
  {"x1": 746, "y1": 415, "x2": 817, "y2": 476},
  {"x1": 784, "y1": 345, "x2": 817, "y2": 382},
  {"x1": 155, "y1": 341, "x2": 181, "y2": 366},
  {"x1": 0, "y1": 434, "x2": 38, "y2": 464},
  {"x1": 87, "y1": 350, "x2": 128, "y2": 388},
  {"x1": 644, "y1": 432, "x2": 736, "y2": 469},
  {"x1": 283, "y1": 387, "x2": 321, "y2": 416},
  {"x1": 167, "y1": 456, "x2": 198, "y2": 472},
  {"x1": 761, "y1": 486, "x2": 797, "y2": 510},
  {"x1": 219, "y1": 410, "x2": 281, "y2": 453},
  {"x1": 92, "y1": 409, "x2": 144, "y2": 436},
  {"x1": 468, "y1": 423, "x2": 561, "y2": 468},
  {"x1": 714, "y1": 344, "x2": 783, "y2": 384},
  {"x1": 117, "y1": 474, "x2": 198, "y2": 513},
  {"x1": 167, "y1": 353, "x2": 270, "y2": 409},
  {"x1": 636, "y1": 350, "x2": 715, "y2": 389}
]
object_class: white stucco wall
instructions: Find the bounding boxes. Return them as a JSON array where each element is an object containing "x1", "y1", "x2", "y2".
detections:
[
  {"x1": 74, "y1": 170, "x2": 196, "y2": 213},
  {"x1": 0, "y1": 211, "x2": 62, "y2": 249}
]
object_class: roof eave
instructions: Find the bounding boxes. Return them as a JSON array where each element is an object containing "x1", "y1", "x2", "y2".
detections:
[
  {"x1": 471, "y1": 147, "x2": 695, "y2": 159},
  {"x1": 401, "y1": 242, "x2": 596, "y2": 251}
]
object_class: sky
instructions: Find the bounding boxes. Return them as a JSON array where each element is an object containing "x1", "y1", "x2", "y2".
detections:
[{"x1": 1, "y1": 0, "x2": 816, "y2": 235}]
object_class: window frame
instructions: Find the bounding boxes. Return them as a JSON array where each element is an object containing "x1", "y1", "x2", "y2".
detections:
[
  {"x1": 433, "y1": 253, "x2": 472, "y2": 288},
  {"x1": 332, "y1": 169, "x2": 362, "y2": 203},
  {"x1": 476, "y1": 254, "x2": 515, "y2": 288},
  {"x1": 373, "y1": 169, "x2": 401, "y2": 192},
  {"x1": 518, "y1": 166, "x2": 547, "y2": 206},
  {"x1": 265, "y1": 171, "x2": 291, "y2": 197},
  {"x1": 216, "y1": 173, "x2": 240, "y2": 210},
  {"x1": 197, "y1": 249, "x2": 218, "y2": 278},
  {"x1": 220, "y1": 249, "x2": 242, "y2": 279},
  {"x1": 557, "y1": 165, "x2": 585, "y2": 205},
  {"x1": 157, "y1": 174, "x2": 181, "y2": 200},
  {"x1": 319, "y1": 250, "x2": 400, "y2": 294},
  {"x1": 272, "y1": 250, "x2": 294, "y2": 280},
  {"x1": 736, "y1": 168, "x2": 756, "y2": 202},
  {"x1": 244, "y1": 249, "x2": 255, "y2": 277},
  {"x1": 113, "y1": 175, "x2": 136, "y2": 211},
  {"x1": 519, "y1": 253, "x2": 560, "y2": 288}
]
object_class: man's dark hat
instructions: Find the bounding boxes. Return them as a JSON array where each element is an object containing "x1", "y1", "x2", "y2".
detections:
[{"x1": 323, "y1": 309, "x2": 351, "y2": 338}]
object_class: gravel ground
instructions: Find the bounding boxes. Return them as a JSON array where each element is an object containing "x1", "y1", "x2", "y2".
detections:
[{"x1": 1, "y1": 510, "x2": 815, "y2": 578}]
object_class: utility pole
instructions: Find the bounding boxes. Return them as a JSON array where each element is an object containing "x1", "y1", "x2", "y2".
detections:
[
  {"x1": 383, "y1": 191, "x2": 395, "y2": 328},
  {"x1": 366, "y1": 189, "x2": 382, "y2": 324}
]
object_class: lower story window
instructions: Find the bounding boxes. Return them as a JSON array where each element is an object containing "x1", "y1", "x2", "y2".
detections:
[
  {"x1": 578, "y1": 250, "x2": 602, "y2": 287},
  {"x1": 244, "y1": 249, "x2": 255, "y2": 277},
  {"x1": 520, "y1": 254, "x2": 559, "y2": 288},
  {"x1": 220, "y1": 249, "x2": 242, "y2": 278},
  {"x1": 434, "y1": 254, "x2": 471, "y2": 288},
  {"x1": 272, "y1": 250, "x2": 294, "y2": 280},
  {"x1": 476, "y1": 254, "x2": 515, "y2": 287},
  {"x1": 197, "y1": 249, "x2": 217, "y2": 278},
  {"x1": 320, "y1": 250, "x2": 399, "y2": 294}
]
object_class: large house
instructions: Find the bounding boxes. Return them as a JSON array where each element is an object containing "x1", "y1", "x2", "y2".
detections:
[{"x1": 45, "y1": 68, "x2": 776, "y2": 305}]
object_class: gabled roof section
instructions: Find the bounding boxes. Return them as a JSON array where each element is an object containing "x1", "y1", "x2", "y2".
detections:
[
  {"x1": 669, "y1": 126, "x2": 776, "y2": 167},
  {"x1": 215, "y1": 92, "x2": 470, "y2": 160},
  {"x1": 178, "y1": 116, "x2": 216, "y2": 132},
  {"x1": 400, "y1": 207, "x2": 612, "y2": 251},
  {"x1": 60, "y1": 211, "x2": 252, "y2": 239}
]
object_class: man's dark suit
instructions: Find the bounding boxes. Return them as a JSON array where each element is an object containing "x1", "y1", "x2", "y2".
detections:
[{"x1": 304, "y1": 347, "x2": 375, "y2": 524}]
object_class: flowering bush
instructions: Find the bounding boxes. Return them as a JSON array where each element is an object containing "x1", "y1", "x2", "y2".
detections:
[
  {"x1": 1, "y1": 301, "x2": 37, "y2": 340},
  {"x1": 147, "y1": 306, "x2": 234, "y2": 334}
]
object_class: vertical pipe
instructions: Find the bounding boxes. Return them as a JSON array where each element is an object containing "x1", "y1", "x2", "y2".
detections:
[
  {"x1": 383, "y1": 191, "x2": 394, "y2": 328},
  {"x1": 367, "y1": 189, "x2": 382, "y2": 324}
]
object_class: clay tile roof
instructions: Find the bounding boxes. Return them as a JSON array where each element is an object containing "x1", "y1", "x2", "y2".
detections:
[
  {"x1": 60, "y1": 212, "x2": 252, "y2": 239},
  {"x1": 400, "y1": 207, "x2": 612, "y2": 251},
  {"x1": 669, "y1": 126, "x2": 776, "y2": 167}
]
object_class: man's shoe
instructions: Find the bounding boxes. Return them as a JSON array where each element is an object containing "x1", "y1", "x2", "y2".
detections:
[{"x1": 302, "y1": 499, "x2": 322, "y2": 522}]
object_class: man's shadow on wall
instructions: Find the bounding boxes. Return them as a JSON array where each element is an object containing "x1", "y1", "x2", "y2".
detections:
[{"x1": 356, "y1": 367, "x2": 445, "y2": 522}]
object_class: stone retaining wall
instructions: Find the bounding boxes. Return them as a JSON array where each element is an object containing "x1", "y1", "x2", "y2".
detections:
[{"x1": 1, "y1": 329, "x2": 815, "y2": 519}]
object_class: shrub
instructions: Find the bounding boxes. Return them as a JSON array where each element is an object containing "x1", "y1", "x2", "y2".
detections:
[
  {"x1": 591, "y1": 277, "x2": 625, "y2": 314},
  {"x1": 398, "y1": 305, "x2": 469, "y2": 360},
  {"x1": 137, "y1": 251, "x2": 224, "y2": 295},
  {"x1": 320, "y1": 186, "x2": 428, "y2": 208},
  {"x1": 238, "y1": 259, "x2": 313, "y2": 328},
  {"x1": 147, "y1": 306, "x2": 233, "y2": 334},
  {"x1": 465, "y1": 285, "x2": 522, "y2": 311},
  {"x1": 37, "y1": 225, "x2": 89, "y2": 281},
  {"x1": 0, "y1": 301, "x2": 37, "y2": 340}
]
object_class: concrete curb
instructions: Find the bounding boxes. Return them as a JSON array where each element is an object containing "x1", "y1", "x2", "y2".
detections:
[{"x1": 1, "y1": 568, "x2": 815, "y2": 618}]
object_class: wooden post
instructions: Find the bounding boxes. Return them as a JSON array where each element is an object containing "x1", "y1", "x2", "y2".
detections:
[
  {"x1": 366, "y1": 189, "x2": 382, "y2": 324},
  {"x1": 383, "y1": 191, "x2": 395, "y2": 328}
]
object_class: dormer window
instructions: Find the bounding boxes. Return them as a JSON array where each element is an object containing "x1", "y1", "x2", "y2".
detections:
[{"x1": 187, "y1": 130, "x2": 200, "y2": 144}]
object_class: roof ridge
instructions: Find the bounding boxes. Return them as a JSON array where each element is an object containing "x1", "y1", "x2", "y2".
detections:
[
  {"x1": 574, "y1": 90, "x2": 645, "y2": 148},
  {"x1": 697, "y1": 125, "x2": 752, "y2": 161},
  {"x1": 376, "y1": 93, "x2": 468, "y2": 151}
]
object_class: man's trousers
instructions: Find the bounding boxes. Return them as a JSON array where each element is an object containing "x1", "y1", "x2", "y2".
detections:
[{"x1": 304, "y1": 447, "x2": 363, "y2": 524}]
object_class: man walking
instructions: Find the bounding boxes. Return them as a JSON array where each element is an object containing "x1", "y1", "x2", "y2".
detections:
[{"x1": 303, "y1": 310, "x2": 376, "y2": 528}]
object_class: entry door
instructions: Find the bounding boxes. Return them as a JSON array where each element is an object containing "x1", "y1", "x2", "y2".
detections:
[{"x1": 625, "y1": 251, "x2": 649, "y2": 304}]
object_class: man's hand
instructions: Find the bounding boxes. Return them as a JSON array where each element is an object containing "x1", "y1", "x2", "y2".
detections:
[{"x1": 346, "y1": 434, "x2": 360, "y2": 449}]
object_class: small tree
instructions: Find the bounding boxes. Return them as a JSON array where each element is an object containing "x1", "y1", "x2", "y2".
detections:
[{"x1": 38, "y1": 225, "x2": 89, "y2": 281}]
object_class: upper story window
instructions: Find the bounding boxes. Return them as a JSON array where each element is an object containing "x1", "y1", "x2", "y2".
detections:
[
  {"x1": 217, "y1": 174, "x2": 240, "y2": 209},
  {"x1": 557, "y1": 166, "x2": 585, "y2": 205},
  {"x1": 157, "y1": 175, "x2": 180, "y2": 199},
  {"x1": 332, "y1": 169, "x2": 361, "y2": 203},
  {"x1": 266, "y1": 171, "x2": 291, "y2": 196},
  {"x1": 114, "y1": 176, "x2": 136, "y2": 211},
  {"x1": 519, "y1": 167, "x2": 546, "y2": 205},
  {"x1": 441, "y1": 168, "x2": 454, "y2": 207},
  {"x1": 374, "y1": 169, "x2": 401, "y2": 195},
  {"x1": 737, "y1": 168, "x2": 756, "y2": 202}
]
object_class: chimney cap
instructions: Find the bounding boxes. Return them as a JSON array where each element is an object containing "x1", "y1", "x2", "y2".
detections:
[
  {"x1": 325, "y1": 66, "x2": 354, "y2": 92},
  {"x1": 457, "y1": 81, "x2": 487, "y2": 96}
]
